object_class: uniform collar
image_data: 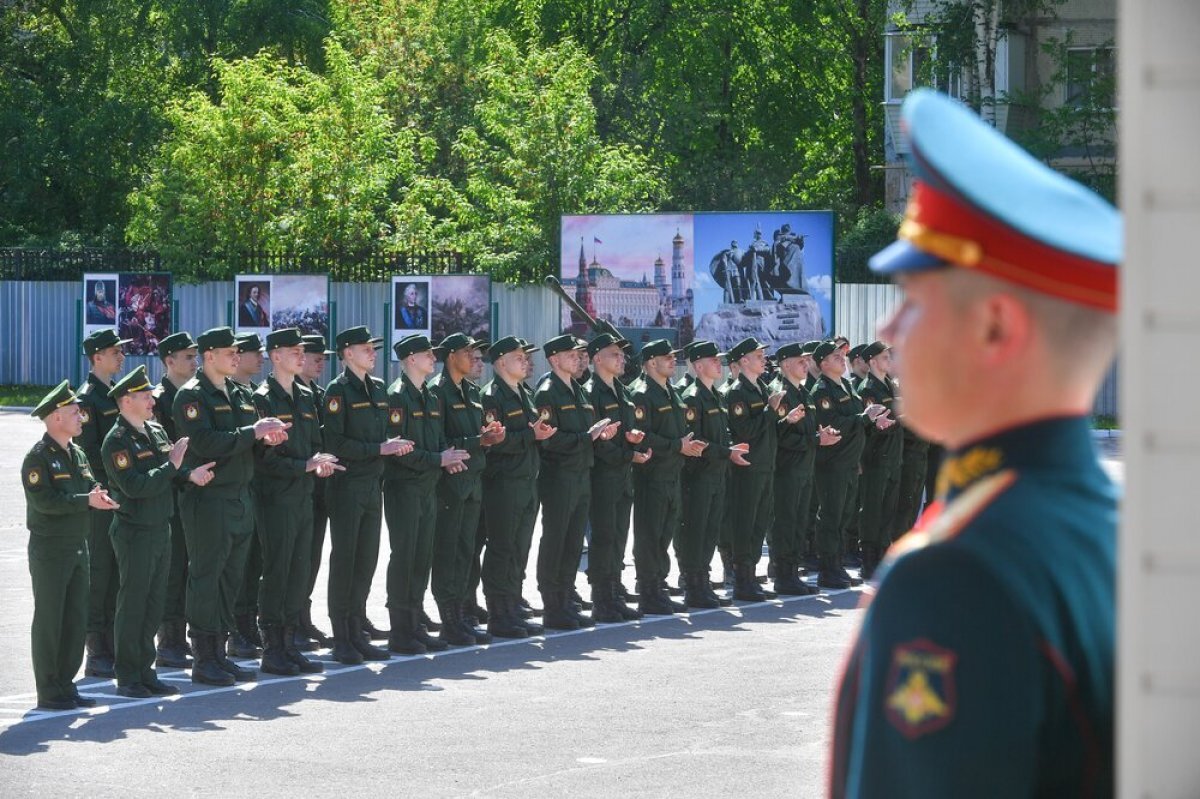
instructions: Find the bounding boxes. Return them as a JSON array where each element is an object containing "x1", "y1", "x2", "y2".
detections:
[
  {"x1": 736, "y1": 373, "x2": 764, "y2": 397},
  {"x1": 935, "y1": 415, "x2": 1099, "y2": 502},
  {"x1": 87, "y1": 372, "x2": 115, "y2": 390},
  {"x1": 267, "y1": 374, "x2": 300, "y2": 404},
  {"x1": 115, "y1": 413, "x2": 153, "y2": 441},
  {"x1": 198, "y1": 368, "x2": 233, "y2": 397}
]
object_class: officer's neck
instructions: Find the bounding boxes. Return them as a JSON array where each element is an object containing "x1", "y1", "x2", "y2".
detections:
[
  {"x1": 346, "y1": 364, "x2": 371, "y2": 383},
  {"x1": 594, "y1": 369, "x2": 618, "y2": 390},
  {"x1": 648, "y1": 370, "x2": 669, "y2": 389},
  {"x1": 445, "y1": 364, "x2": 468, "y2": 387},
  {"x1": 46, "y1": 424, "x2": 73, "y2": 450},
  {"x1": 550, "y1": 366, "x2": 574, "y2": 385},
  {"x1": 698, "y1": 374, "x2": 717, "y2": 391},
  {"x1": 402, "y1": 366, "x2": 429, "y2": 388},
  {"x1": 119, "y1": 409, "x2": 149, "y2": 435},
  {"x1": 90, "y1": 367, "x2": 117, "y2": 384},
  {"x1": 273, "y1": 371, "x2": 296, "y2": 394}
]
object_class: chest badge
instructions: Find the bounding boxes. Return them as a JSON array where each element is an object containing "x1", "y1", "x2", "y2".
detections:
[
  {"x1": 685, "y1": 407, "x2": 696, "y2": 422},
  {"x1": 634, "y1": 406, "x2": 646, "y2": 421},
  {"x1": 80, "y1": 409, "x2": 91, "y2": 424},
  {"x1": 732, "y1": 402, "x2": 746, "y2": 417},
  {"x1": 884, "y1": 639, "x2": 958, "y2": 739},
  {"x1": 113, "y1": 451, "x2": 131, "y2": 470},
  {"x1": 184, "y1": 403, "x2": 199, "y2": 420},
  {"x1": 327, "y1": 397, "x2": 341, "y2": 414},
  {"x1": 390, "y1": 409, "x2": 403, "y2": 425},
  {"x1": 26, "y1": 469, "x2": 41, "y2": 485},
  {"x1": 820, "y1": 397, "x2": 832, "y2": 410},
  {"x1": 484, "y1": 410, "x2": 497, "y2": 424},
  {"x1": 537, "y1": 406, "x2": 551, "y2": 422},
  {"x1": 777, "y1": 404, "x2": 787, "y2": 417}
]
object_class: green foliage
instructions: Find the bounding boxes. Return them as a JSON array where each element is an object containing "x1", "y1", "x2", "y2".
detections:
[{"x1": 835, "y1": 206, "x2": 900, "y2": 283}]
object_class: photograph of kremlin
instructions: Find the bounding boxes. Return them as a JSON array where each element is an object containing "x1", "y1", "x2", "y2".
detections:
[{"x1": 560, "y1": 212, "x2": 834, "y2": 354}]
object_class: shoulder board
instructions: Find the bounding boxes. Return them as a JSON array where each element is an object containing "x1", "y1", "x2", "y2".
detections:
[
  {"x1": 368, "y1": 375, "x2": 385, "y2": 388},
  {"x1": 180, "y1": 376, "x2": 201, "y2": 392},
  {"x1": 295, "y1": 382, "x2": 313, "y2": 397},
  {"x1": 111, "y1": 425, "x2": 125, "y2": 438},
  {"x1": 535, "y1": 377, "x2": 552, "y2": 392},
  {"x1": 254, "y1": 383, "x2": 270, "y2": 396},
  {"x1": 31, "y1": 440, "x2": 47, "y2": 454},
  {"x1": 151, "y1": 385, "x2": 165, "y2": 398}
]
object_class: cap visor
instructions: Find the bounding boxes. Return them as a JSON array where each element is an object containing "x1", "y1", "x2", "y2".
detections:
[{"x1": 868, "y1": 240, "x2": 946, "y2": 275}]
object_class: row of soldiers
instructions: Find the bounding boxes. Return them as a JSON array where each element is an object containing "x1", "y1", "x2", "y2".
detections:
[{"x1": 21, "y1": 322, "x2": 930, "y2": 709}]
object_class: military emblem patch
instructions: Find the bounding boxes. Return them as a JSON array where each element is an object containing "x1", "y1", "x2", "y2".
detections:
[
  {"x1": 26, "y1": 468, "x2": 41, "y2": 486},
  {"x1": 390, "y1": 409, "x2": 403, "y2": 425},
  {"x1": 484, "y1": 410, "x2": 497, "y2": 424},
  {"x1": 732, "y1": 402, "x2": 746, "y2": 417},
  {"x1": 184, "y1": 403, "x2": 199, "y2": 420},
  {"x1": 884, "y1": 639, "x2": 957, "y2": 739},
  {"x1": 685, "y1": 407, "x2": 696, "y2": 422},
  {"x1": 79, "y1": 409, "x2": 91, "y2": 424},
  {"x1": 777, "y1": 404, "x2": 787, "y2": 417},
  {"x1": 113, "y1": 450, "x2": 131, "y2": 470},
  {"x1": 327, "y1": 397, "x2": 341, "y2": 414},
  {"x1": 820, "y1": 397, "x2": 832, "y2": 410},
  {"x1": 538, "y1": 406, "x2": 551, "y2": 422},
  {"x1": 634, "y1": 406, "x2": 646, "y2": 421}
]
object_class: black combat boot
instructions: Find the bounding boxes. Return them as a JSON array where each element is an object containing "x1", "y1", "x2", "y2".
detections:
[
  {"x1": 683, "y1": 573, "x2": 719, "y2": 609},
  {"x1": 837, "y1": 560, "x2": 864, "y2": 587},
  {"x1": 859, "y1": 545, "x2": 879, "y2": 581},
  {"x1": 296, "y1": 600, "x2": 329, "y2": 651},
  {"x1": 773, "y1": 560, "x2": 817, "y2": 596},
  {"x1": 733, "y1": 563, "x2": 768, "y2": 602},
  {"x1": 459, "y1": 600, "x2": 493, "y2": 644},
  {"x1": 282, "y1": 624, "x2": 323, "y2": 673},
  {"x1": 589, "y1": 584, "x2": 624, "y2": 624},
  {"x1": 662, "y1": 581, "x2": 688, "y2": 612},
  {"x1": 143, "y1": 675, "x2": 180, "y2": 696},
  {"x1": 189, "y1": 633, "x2": 235, "y2": 686},
  {"x1": 436, "y1": 601, "x2": 476, "y2": 646},
  {"x1": 387, "y1": 607, "x2": 427, "y2": 655},
  {"x1": 330, "y1": 617, "x2": 364, "y2": 665},
  {"x1": 517, "y1": 596, "x2": 542, "y2": 618},
  {"x1": 510, "y1": 597, "x2": 545, "y2": 635},
  {"x1": 228, "y1": 614, "x2": 261, "y2": 658},
  {"x1": 563, "y1": 591, "x2": 595, "y2": 628},
  {"x1": 541, "y1": 591, "x2": 580, "y2": 630},
  {"x1": 85, "y1": 631, "x2": 115, "y2": 678},
  {"x1": 259, "y1": 623, "x2": 300, "y2": 676},
  {"x1": 412, "y1": 611, "x2": 449, "y2": 651},
  {"x1": 156, "y1": 620, "x2": 191, "y2": 668},
  {"x1": 636, "y1": 579, "x2": 674, "y2": 616},
  {"x1": 215, "y1": 633, "x2": 258, "y2": 681},
  {"x1": 817, "y1": 556, "x2": 852, "y2": 590},
  {"x1": 419, "y1": 609, "x2": 442, "y2": 632},
  {"x1": 463, "y1": 594, "x2": 489, "y2": 625},
  {"x1": 615, "y1": 579, "x2": 638, "y2": 603},
  {"x1": 610, "y1": 581, "x2": 643, "y2": 620},
  {"x1": 702, "y1": 570, "x2": 733, "y2": 607},
  {"x1": 349, "y1": 616, "x2": 391, "y2": 660},
  {"x1": 359, "y1": 612, "x2": 389, "y2": 641},
  {"x1": 486, "y1": 596, "x2": 529, "y2": 639},
  {"x1": 570, "y1": 588, "x2": 593, "y2": 611}
]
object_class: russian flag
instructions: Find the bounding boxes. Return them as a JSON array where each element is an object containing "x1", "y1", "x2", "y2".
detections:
[{"x1": 593, "y1": 236, "x2": 603, "y2": 244}]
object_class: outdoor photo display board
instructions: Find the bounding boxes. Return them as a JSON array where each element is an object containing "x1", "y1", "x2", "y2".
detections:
[
  {"x1": 82, "y1": 272, "x2": 173, "y2": 356},
  {"x1": 234, "y1": 274, "x2": 330, "y2": 338},
  {"x1": 390, "y1": 274, "x2": 492, "y2": 360},
  {"x1": 559, "y1": 212, "x2": 834, "y2": 355}
]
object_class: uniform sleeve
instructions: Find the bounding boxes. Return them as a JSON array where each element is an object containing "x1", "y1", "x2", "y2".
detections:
[
  {"x1": 320, "y1": 382, "x2": 378, "y2": 461},
  {"x1": 727, "y1": 389, "x2": 773, "y2": 444},
  {"x1": 535, "y1": 389, "x2": 591, "y2": 455},
  {"x1": 76, "y1": 396, "x2": 108, "y2": 483},
  {"x1": 253, "y1": 392, "x2": 308, "y2": 477},
  {"x1": 22, "y1": 453, "x2": 90, "y2": 515},
  {"x1": 482, "y1": 391, "x2": 535, "y2": 454},
  {"x1": 592, "y1": 387, "x2": 632, "y2": 466},
  {"x1": 101, "y1": 433, "x2": 178, "y2": 499},
  {"x1": 836, "y1": 546, "x2": 1042, "y2": 798},
  {"x1": 389, "y1": 394, "x2": 442, "y2": 472},
  {"x1": 173, "y1": 389, "x2": 256, "y2": 460}
]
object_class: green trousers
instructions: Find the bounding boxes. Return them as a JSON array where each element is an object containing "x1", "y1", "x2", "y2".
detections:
[
  {"x1": 431, "y1": 478, "x2": 482, "y2": 605},
  {"x1": 481, "y1": 475, "x2": 538, "y2": 599},
  {"x1": 632, "y1": 475, "x2": 681, "y2": 583},
  {"x1": 678, "y1": 471, "x2": 726, "y2": 574},
  {"x1": 814, "y1": 465, "x2": 856, "y2": 558},
  {"x1": 161, "y1": 497, "x2": 188, "y2": 623},
  {"x1": 181, "y1": 486, "x2": 255, "y2": 634},
  {"x1": 587, "y1": 471, "x2": 632, "y2": 585},
  {"x1": 256, "y1": 488, "x2": 314, "y2": 625},
  {"x1": 729, "y1": 470, "x2": 772, "y2": 564},
  {"x1": 304, "y1": 480, "x2": 329, "y2": 601},
  {"x1": 771, "y1": 463, "x2": 814, "y2": 563},
  {"x1": 895, "y1": 449, "x2": 929, "y2": 537},
  {"x1": 859, "y1": 461, "x2": 901, "y2": 547},
  {"x1": 111, "y1": 521, "x2": 170, "y2": 686},
  {"x1": 325, "y1": 475, "x2": 382, "y2": 621},
  {"x1": 28, "y1": 535, "x2": 88, "y2": 704},
  {"x1": 86, "y1": 508, "x2": 118, "y2": 634},
  {"x1": 383, "y1": 477, "x2": 437, "y2": 611},
  {"x1": 467, "y1": 513, "x2": 486, "y2": 598},
  {"x1": 234, "y1": 524, "x2": 262, "y2": 617},
  {"x1": 841, "y1": 470, "x2": 861, "y2": 552},
  {"x1": 536, "y1": 470, "x2": 590, "y2": 593}
]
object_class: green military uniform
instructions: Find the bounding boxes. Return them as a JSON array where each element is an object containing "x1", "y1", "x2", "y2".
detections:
[
  {"x1": 678, "y1": 341, "x2": 734, "y2": 608},
  {"x1": 172, "y1": 327, "x2": 261, "y2": 684},
  {"x1": 22, "y1": 382, "x2": 97, "y2": 710},
  {"x1": 894, "y1": 419, "x2": 931, "y2": 537},
  {"x1": 533, "y1": 335, "x2": 595, "y2": 628},
  {"x1": 768, "y1": 344, "x2": 820, "y2": 596},
  {"x1": 627, "y1": 339, "x2": 689, "y2": 614},
  {"x1": 427, "y1": 334, "x2": 491, "y2": 645},
  {"x1": 810, "y1": 342, "x2": 872, "y2": 589},
  {"x1": 297, "y1": 333, "x2": 335, "y2": 649},
  {"x1": 583, "y1": 334, "x2": 640, "y2": 622},
  {"x1": 722, "y1": 339, "x2": 778, "y2": 600},
  {"x1": 77, "y1": 329, "x2": 129, "y2": 676},
  {"x1": 321, "y1": 326, "x2": 390, "y2": 663},
  {"x1": 230, "y1": 333, "x2": 265, "y2": 656},
  {"x1": 251, "y1": 329, "x2": 326, "y2": 675},
  {"x1": 856, "y1": 345, "x2": 904, "y2": 578},
  {"x1": 102, "y1": 367, "x2": 187, "y2": 696},
  {"x1": 479, "y1": 337, "x2": 544, "y2": 635},
  {"x1": 151, "y1": 331, "x2": 196, "y2": 667},
  {"x1": 383, "y1": 335, "x2": 449, "y2": 653}
]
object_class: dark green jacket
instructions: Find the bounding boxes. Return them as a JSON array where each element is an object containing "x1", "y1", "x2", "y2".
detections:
[
  {"x1": 771, "y1": 376, "x2": 818, "y2": 471},
  {"x1": 628, "y1": 374, "x2": 688, "y2": 480},
  {"x1": 429, "y1": 371, "x2": 487, "y2": 479},
  {"x1": 722, "y1": 373, "x2": 777, "y2": 473},
  {"x1": 102, "y1": 415, "x2": 187, "y2": 528},
  {"x1": 480, "y1": 377, "x2": 540, "y2": 481},
  {"x1": 680, "y1": 380, "x2": 731, "y2": 479},
  {"x1": 152, "y1": 376, "x2": 183, "y2": 442},
  {"x1": 173, "y1": 369, "x2": 259, "y2": 495},
  {"x1": 322, "y1": 367, "x2": 388, "y2": 481},
  {"x1": 811, "y1": 375, "x2": 870, "y2": 470},
  {"x1": 533, "y1": 372, "x2": 595, "y2": 473},
  {"x1": 586, "y1": 374, "x2": 637, "y2": 483},
  {"x1": 21, "y1": 434, "x2": 96, "y2": 542},
  {"x1": 385, "y1": 372, "x2": 447, "y2": 487},
  {"x1": 252, "y1": 375, "x2": 321, "y2": 497},
  {"x1": 859, "y1": 372, "x2": 903, "y2": 468},
  {"x1": 76, "y1": 372, "x2": 119, "y2": 486}
]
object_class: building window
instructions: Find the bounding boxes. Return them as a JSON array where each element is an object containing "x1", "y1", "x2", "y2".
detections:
[
  {"x1": 885, "y1": 33, "x2": 961, "y2": 103},
  {"x1": 1066, "y1": 47, "x2": 1115, "y2": 108}
]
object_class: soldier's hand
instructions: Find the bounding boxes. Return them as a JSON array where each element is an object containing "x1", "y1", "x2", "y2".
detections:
[
  {"x1": 168, "y1": 437, "x2": 189, "y2": 469},
  {"x1": 875, "y1": 413, "x2": 896, "y2": 430},
  {"x1": 729, "y1": 443, "x2": 751, "y2": 467},
  {"x1": 818, "y1": 425, "x2": 842, "y2": 446},
  {"x1": 88, "y1": 486, "x2": 120, "y2": 510},
  {"x1": 599, "y1": 421, "x2": 621, "y2": 441},
  {"x1": 445, "y1": 461, "x2": 468, "y2": 475},
  {"x1": 530, "y1": 419, "x2": 556, "y2": 441},
  {"x1": 188, "y1": 461, "x2": 217, "y2": 486},
  {"x1": 864, "y1": 403, "x2": 886, "y2": 420},
  {"x1": 440, "y1": 448, "x2": 470, "y2": 467},
  {"x1": 587, "y1": 418, "x2": 613, "y2": 441},
  {"x1": 306, "y1": 453, "x2": 339, "y2": 472},
  {"x1": 768, "y1": 390, "x2": 786, "y2": 410},
  {"x1": 253, "y1": 417, "x2": 288, "y2": 439},
  {"x1": 785, "y1": 404, "x2": 806, "y2": 423},
  {"x1": 625, "y1": 429, "x2": 645, "y2": 445},
  {"x1": 380, "y1": 437, "x2": 414, "y2": 456},
  {"x1": 632, "y1": 448, "x2": 653, "y2": 464},
  {"x1": 481, "y1": 422, "x2": 506, "y2": 447},
  {"x1": 680, "y1": 432, "x2": 707, "y2": 457}
]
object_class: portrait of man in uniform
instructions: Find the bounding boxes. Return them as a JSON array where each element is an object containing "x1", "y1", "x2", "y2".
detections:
[
  {"x1": 238, "y1": 282, "x2": 271, "y2": 328},
  {"x1": 86, "y1": 279, "x2": 117, "y2": 325},
  {"x1": 395, "y1": 281, "x2": 429, "y2": 330}
]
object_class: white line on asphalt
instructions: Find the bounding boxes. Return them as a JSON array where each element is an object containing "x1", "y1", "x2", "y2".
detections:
[{"x1": 0, "y1": 588, "x2": 858, "y2": 729}]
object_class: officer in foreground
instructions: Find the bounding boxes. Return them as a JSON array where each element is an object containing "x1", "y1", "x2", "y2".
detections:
[
  {"x1": 22, "y1": 382, "x2": 120, "y2": 710},
  {"x1": 830, "y1": 89, "x2": 1119, "y2": 797}
]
